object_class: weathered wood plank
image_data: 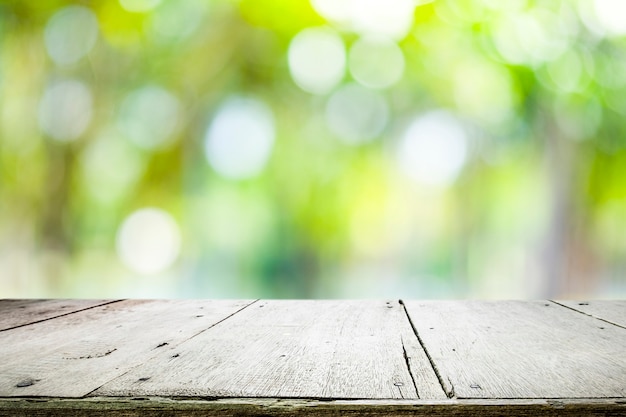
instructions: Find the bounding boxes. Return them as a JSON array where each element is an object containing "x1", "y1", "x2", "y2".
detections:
[
  {"x1": 94, "y1": 300, "x2": 446, "y2": 399},
  {"x1": 0, "y1": 299, "x2": 118, "y2": 331},
  {"x1": 555, "y1": 300, "x2": 626, "y2": 328},
  {"x1": 0, "y1": 397, "x2": 624, "y2": 417},
  {"x1": 0, "y1": 300, "x2": 255, "y2": 397},
  {"x1": 402, "y1": 300, "x2": 626, "y2": 399}
]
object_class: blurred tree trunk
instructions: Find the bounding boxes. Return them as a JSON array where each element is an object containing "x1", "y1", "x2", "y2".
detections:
[
  {"x1": 40, "y1": 141, "x2": 74, "y2": 292},
  {"x1": 542, "y1": 112, "x2": 598, "y2": 297},
  {"x1": 543, "y1": 115, "x2": 571, "y2": 297}
]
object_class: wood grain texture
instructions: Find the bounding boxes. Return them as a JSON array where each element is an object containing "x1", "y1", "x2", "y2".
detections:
[
  {"x1": 555, "y1": 300, "x2": 626, "y2": 328},
  {"x1": 94, "y1": 300, "x2": 446, "y2": 399},
  {"x1": 0, "y1": 299, "x2": 117, "y2": 331},
  {"x1": 1, "y1": 397, "x2": 625, "y2": 417},
  {"x1": 1, "y1": 298, "x2": 625, "y2": 414},
  {"x1": 402, "y1": 300, "x2": 626, "y2": 399},
  {"x1": 0, "y1": 300, "x2": 255, "y2": 397}
]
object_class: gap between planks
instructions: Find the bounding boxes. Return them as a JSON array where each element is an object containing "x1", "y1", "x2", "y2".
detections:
[
  {"x1": 549, "y1": 300, "x2": 626, "y2": 330},
  {"x1": 0, "y1": 300, "x2": 123, "y2": 332},
  {"x1": 398, "y1": 300, "x2": 454, "y2": 399}
]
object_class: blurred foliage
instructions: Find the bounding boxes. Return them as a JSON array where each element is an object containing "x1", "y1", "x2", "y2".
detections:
[{"x1": 1, "y1": 0, "x2": 626, "y2": 298}]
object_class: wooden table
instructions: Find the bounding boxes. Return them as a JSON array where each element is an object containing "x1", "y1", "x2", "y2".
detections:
[{"x1": 0, "y1": 300, "x2": 625, "y2": 416}]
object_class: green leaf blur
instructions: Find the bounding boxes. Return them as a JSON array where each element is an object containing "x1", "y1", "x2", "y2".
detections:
[{"x1": 1, "y1": 0, "x2": 625, "y2": 298}]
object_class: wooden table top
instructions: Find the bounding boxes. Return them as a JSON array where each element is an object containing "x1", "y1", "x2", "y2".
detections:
[{"x1": 0, "y1": 299, "x2": 625, "y2": 416}]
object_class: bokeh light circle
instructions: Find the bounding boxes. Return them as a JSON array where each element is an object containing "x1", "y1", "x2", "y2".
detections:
[
  {"x1": 349, "y1": 35, "x2": 405, "y2": 89},
  {"x1": 396, "y1": 110, "x2": 468, "y2": 187},
  {"x1": 44, "y1": 5, "x2": 98, "y2": 66},
  {"x1": 118, "y1": 86, "x2": 181, "y2": 150},
  {"x1": 38, "y1": 80, "x2": 93, "y2": 142},
  {"x1": 80, "y1": 131, "x2": 145, "y2": 204},
  {"x1": 325, "y1": 83, "x2": 389, "y2": 144},
  {"x1": 593, "y1": 0, "x2": 626, "y2": 36},
  {"x1": 116, "y1": 208, "x2": 181, "y2": 275},
  {"x1": 311, "y1": 0, "x2": 415, "y2": 40},
  {"x1": 204, "y1": 96, "x2": 275, "y2": 180},
  {"x1": 288, "y1": 27, "x2": 346, "y2": 94},
  {"x1": 119, "y1": 0, "x2": 162, "y2": 13}
]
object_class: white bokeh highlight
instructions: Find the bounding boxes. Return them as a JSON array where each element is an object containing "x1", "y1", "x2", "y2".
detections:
[
  {"x1": 81, "y1": 131, "x2": 145, "y2": 204},
  {"x1": 119, "y1": 0, "x2": 162, "y2": 13},
  {"x1": 44, "y1": 5, "x2": 99, "y2": 66},
  {"x1": 149, "y1": 0, "x2": 209, "y2": 43},
  {"x1": 492, "y1": 10, "x2": 570, "y2": 66},
  {"x1": 325, "y1": 83, "x2": 389, "y2": 144},
  {"x1": 397, "y1": 111, "x2": 468, "y2": 187},
  {"x1": 288, "y1": 28, "x2": 346, "y2": 94},
  {"x1": 204, "y1": 97, "x2": 275, "y2": 180},
  {"x1": 311, "y1": 0, "x2": 415, "y2": 40},
  {"x1": 593, "y1": 0, "x2": 626, "y2": 36},
  {"x1": 116, "y1": 208, "x2": 181, "y2": 275},
  {"x1": 38, "y1": 80, "x2": 93, "y2": 142},
  {"x1": 349, "y1": 36, "x2": 405, "y2": 89},
  {"x1": 118, "y1": 86, "x2": 181, "y2": 150}
]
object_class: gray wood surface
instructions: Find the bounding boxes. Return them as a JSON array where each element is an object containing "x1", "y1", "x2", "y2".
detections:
[
  {"x1": 0, "y1": 299, "x2": 117, "y2": 331},
  {"x1": 0, "y1": 300, "x2": 255, "y2": 397},
  {"x1": 402, "y1": 300, "x2": 626, "y2": 399},
  {"x1": 555, "y1": 300, "x2": 626, "y2": 328},
  {"x1": 1, "y1": 298, "x2": 625, "y2": 416},
  {"x1": 94, "y1": 300, "x2": 446, "y2": 399}
]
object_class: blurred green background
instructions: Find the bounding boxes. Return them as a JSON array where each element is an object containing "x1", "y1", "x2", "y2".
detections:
[{"x1": 1, "y1": 0, "x2": 626, "y2": 299}]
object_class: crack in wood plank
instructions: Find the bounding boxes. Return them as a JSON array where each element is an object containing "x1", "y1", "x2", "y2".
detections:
[
  {"x1": 0, "y1": 300, "x2": 123, "y2": 332},
  {"x1": 447, "y1": 377, "x2": 456, "y2": 399},
  {"x1": 398, "y1": 300, "x2": 454, "y2": 399},
  {"x1": 549, "y1": 300, "x2": 626, "y2": 330},
  {"x1": 400, "y1": 336, "x2": 418, "y2": 399}
]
